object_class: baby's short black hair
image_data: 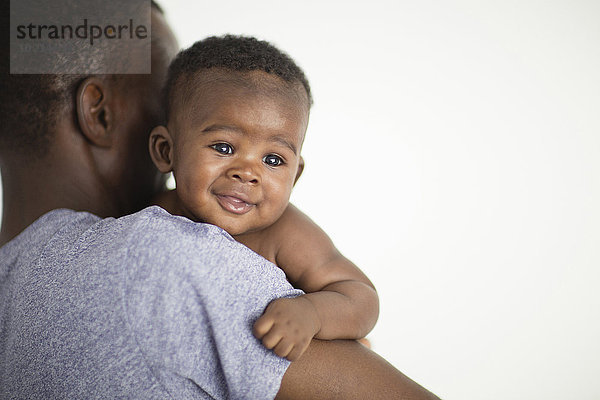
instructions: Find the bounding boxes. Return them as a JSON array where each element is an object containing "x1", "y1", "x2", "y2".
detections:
[{"x1": 164, "y1": 34, "x2": 312, "y2": 121}]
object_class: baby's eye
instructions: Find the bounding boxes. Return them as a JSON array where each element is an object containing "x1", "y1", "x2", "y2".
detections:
[
  {"x1": 263, "y1": 154, "x2": 284, "y2": 167},
  {"x1": 210, "y1": 143, "x2": 233, "y2": 155}
]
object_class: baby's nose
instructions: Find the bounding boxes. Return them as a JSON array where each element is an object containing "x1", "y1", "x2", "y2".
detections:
[{"x1": 227, "y1": 164, "x2": 260, "y2": 184}]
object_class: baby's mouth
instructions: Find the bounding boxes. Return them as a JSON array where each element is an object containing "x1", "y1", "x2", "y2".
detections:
[{"x1": 215, "y1": 194, "x2": 255, "y2": 215}]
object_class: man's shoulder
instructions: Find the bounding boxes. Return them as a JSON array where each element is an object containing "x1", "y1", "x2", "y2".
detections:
[
  {"x1": 111, "y1": 206, "x2": 246, "y2": 269},
  {"x1": 108, "y1": 206, "x2": 296, "y2": 293},
  {"x1": 2, "y1": 206, "x2": 252, "y2": 276},
  {"x1": 121, "y1": 205, "x2": 230, "y2": 240},
  {"x1": 1, "y1": 206, "x2": 297, "y2": 399},
  {"x1": 119, "y1": 205, "x2": 232, "y2": 242},
  {"x1": 114, "y1": 208, "x2": 298, "y2": 400}
]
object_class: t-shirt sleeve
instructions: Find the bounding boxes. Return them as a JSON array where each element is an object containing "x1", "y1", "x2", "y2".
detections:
[{"x1": 121, "y1": 208, "x2": 303, "y2": 399}]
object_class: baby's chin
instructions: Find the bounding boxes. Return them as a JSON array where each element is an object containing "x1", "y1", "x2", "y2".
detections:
[
  {"x1": 221, "y1": 223, "x2": 266, "y2": 238},
  {"x1": 195, "y1": 205, "x2": 284, "y2": 238},
  {"x1": 216, "y1": 216, "x2": 278, "y2": 239},
  {"x1": 178, "y1": 204, "x2": 260, "y2": 235}
]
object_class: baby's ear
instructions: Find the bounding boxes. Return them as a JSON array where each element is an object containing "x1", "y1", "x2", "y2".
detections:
[
  {"x1": 149, "y1": 126, "x2": 174, "y2": 173},
  {"x1": 294, "y1": 156, "x2": 304, "y2": 185}
]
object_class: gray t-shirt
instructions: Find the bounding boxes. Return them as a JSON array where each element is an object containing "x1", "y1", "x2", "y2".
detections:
[{"x1": 0, "y1": 206, "x2": 302, "y2": 399}]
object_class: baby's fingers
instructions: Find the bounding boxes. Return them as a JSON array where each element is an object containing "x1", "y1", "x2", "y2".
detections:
[
  {"x1": 261, "y1": 328, "x2": 283, "y2": 350},
  {"x1": 253, "y1": 314, "x2": 275, "y2": 339},
  {"x1": 273, "y1": 338, "x2": 294, "y2": 359},
  {"x1": 285, "y1": 342, "x2": 308, "y2": 362}
]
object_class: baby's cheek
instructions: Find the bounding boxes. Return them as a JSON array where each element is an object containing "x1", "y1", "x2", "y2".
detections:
[
  {"x1": 177, "y1": 176, "x2": 206, "y2": 208},
  {"x1": 263, "y1": 197, "x2": 291, "y2": 227}
]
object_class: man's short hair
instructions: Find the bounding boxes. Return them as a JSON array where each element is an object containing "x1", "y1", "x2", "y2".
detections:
[
  {"x1": 164, "y1": 34, "x2": 312, "y2": 122},
  {"x1": 0, "y1": 1, "x2": 164, "y2": 159}
]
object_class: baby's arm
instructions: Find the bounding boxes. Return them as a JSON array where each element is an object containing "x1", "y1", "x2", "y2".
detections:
[{"x1": 240, "y1": 204, "x2": 379, "y2": 360}]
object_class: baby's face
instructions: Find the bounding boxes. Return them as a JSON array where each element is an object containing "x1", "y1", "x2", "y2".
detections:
[{"x1": 169, "y1": 71, "x2": 308, "y2": 236}]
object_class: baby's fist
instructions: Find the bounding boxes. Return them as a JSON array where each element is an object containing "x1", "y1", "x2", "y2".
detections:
[{"x1": 253, "y1": 296, "x2": 321, "y2": 361}]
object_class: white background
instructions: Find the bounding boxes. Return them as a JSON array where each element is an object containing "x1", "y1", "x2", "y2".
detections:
[{"x1": 2, "y1": 1, "x2": 599, "y2": 399}]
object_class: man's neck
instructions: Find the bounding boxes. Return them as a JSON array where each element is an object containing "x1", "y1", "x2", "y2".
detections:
[{"x1": 0, "y1": 160, "x2": 118, "y2": 246}]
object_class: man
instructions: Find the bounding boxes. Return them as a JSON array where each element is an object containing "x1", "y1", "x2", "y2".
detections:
[{"x1": 0, "y1": 2, "x2": 439, "y2": 399}]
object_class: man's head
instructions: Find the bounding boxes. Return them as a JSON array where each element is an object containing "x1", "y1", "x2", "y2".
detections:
[
  {"x1": 149, "y1": 35, "x2": 312, "y2": 236},
  {"x1": 0, "y1": 2, "x2": 178, "y2": 218}
]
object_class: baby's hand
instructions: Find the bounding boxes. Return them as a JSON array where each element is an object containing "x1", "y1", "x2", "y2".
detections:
[{"x1": 253, "y1": 296, "x2": 321, "y2": 361}]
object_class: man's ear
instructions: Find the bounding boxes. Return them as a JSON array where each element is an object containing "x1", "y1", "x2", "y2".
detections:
[
  {"x1": 149, "y1": 125, "x2": 174, "y2": 173},
  {"x1": 76, "y1": 77, "x2": 114, "y2": 148},
  {"x1": 294, "y1": 156, "x2": 304, "y2": 185}
]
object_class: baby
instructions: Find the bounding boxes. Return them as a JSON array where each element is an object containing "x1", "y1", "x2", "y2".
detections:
[{"x1": 149, "y1": 35, "x2": 379, "y2": 361}]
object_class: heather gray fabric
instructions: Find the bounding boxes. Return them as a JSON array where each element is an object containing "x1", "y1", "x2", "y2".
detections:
[{"x1": 0, "y1": 206, "x2": 302, "y2": 399}]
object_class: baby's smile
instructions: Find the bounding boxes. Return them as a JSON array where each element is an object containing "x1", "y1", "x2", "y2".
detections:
[{"x1": 214, "y1": 191, "x2": 256, "y2": 215}]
